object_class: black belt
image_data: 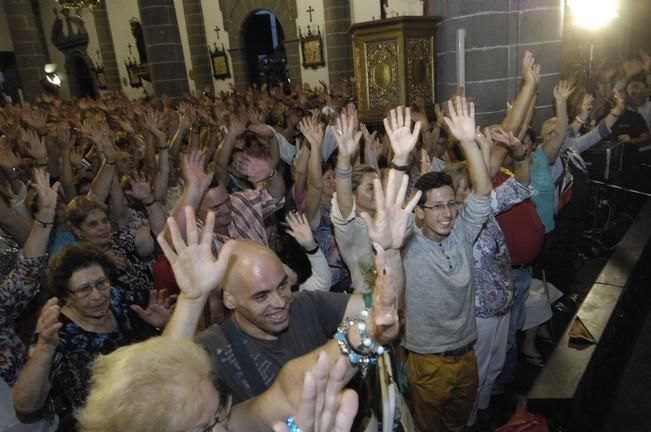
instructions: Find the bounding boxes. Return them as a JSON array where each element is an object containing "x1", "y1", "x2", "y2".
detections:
[{"x1": 431, "y1": 342, "x2": 474, "y2": 357}]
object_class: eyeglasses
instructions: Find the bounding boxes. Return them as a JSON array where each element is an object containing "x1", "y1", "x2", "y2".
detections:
[
  {"x1": 421, "y1": 201, "x2": 459, "y2": 212},
  {"x1": 200, "y1": 391, "x2": 232, "y2": 432},
  {"x1": 68, "y1": 278, "x2": 111, "y2": 299}
]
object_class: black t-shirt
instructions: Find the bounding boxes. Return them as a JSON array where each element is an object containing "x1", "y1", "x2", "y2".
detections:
[
  {"x1": 607, "y1": 109, "x2": 648, "y2": 139},
  {"x1": 196, "y1": 290, "x2": 349, "y2": 403}
]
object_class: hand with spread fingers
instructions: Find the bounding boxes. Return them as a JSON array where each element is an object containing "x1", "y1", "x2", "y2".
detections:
[
  {"x1": 130, "y1": 289, "x2": 175, "y2": 329},
  {"x1": 444, "y1": 96, "x2": 476, "y2": 144},
  {"x1": 383, "y1": 106, "x2": 421, "y2": 166},
  {"x1": 285, "y1": 212, "x2": 317, "y2": 251},
  {"x1": 157, "y1": 207, "x2": 236, "y2": 300},
  {"x1": 272, "y1": 353, "x2": 358, "y2": 432},
  {"x1": 360, "y1": 169, "x2": 421, "y2": 250},
  {"x1": 334, "y1": 109, "x2": 362, "y2": 159}
]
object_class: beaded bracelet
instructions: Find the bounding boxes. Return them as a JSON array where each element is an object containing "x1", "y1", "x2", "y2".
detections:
[
  {"x1": 286, "y1": 416, "x2": 301, "y2": 432},
  {"x1": 334, "y1": 309, "x2": 385, "y2": 378}
]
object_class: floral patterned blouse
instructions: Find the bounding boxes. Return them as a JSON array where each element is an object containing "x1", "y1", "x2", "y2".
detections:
[
  {"x1": 473, "y1": 176, "x2": 535, "y2": 318},
  {"x1": 38, "y1": 287, "x2": 156, "y2": 431},
  {"x1": 0, "y1": 252, "x2": 47, "y2": 386}
]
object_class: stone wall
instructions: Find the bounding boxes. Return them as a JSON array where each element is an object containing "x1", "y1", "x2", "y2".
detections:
[{"x1": 429, "y1": 0, "x2": 563, "y2": 130}]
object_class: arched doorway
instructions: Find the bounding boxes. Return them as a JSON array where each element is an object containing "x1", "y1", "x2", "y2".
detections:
[
  {"x1": 242, "y1": 10, "x2": 289, "y2": 88},
  {"x1": 68, "y1": 54, "x2": 97, "y2": 98}
]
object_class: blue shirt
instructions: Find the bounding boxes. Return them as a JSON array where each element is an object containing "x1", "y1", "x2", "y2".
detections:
[{"x1": 530, "y1": 148, "x2": 555, "y2": 233}]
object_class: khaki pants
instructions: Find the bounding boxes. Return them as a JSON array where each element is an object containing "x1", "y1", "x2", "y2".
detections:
[{"x1": 407, "y1": 350, "x2": 478, "y2": 432}]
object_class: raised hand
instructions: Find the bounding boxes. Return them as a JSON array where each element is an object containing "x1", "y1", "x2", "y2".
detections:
[
  {"x1": 273, "y1": 352, "x2": 358, "y2": 432},
  {"x1": 334, "y1": 109, "x2": 362, "y2": 159},
  {"x1": 285, "y1": 212, "x2": 317, "y2": 250},
  {"x1": 522, "y1": 51, "x2": 541, "y2": 86},
  {"x1": 383, "y1": 106, "x2": 421, "y2": 165},
  {"x1": 32, "y1": 168, "x2": 60, "y2": 221},
  {"x1": 360, "y1": 169, "x2": 421, "y2": 250},
  {"x1": 22, "y1": 129, "x2": 48, "y2": 162},
  {"x1": 578, "y1": 94, "x2": 594, "y2": 122},
  {"x1": 130, "y1": 289, "x2": 175, "y2": 329},
  {"x1": 298, "y1": 117, "x2": 324, "y2": 151},
  {"x1": 36, "y1": 297, "x2": 62, "y2": 347},
  {"x1": 238, "y1": 154, "x2": 273, "y2": 183},
  {"x1": 444, "y1": 96, "x2": 476, "y2": 143},
  {"x1": 178, "y1": 102, "x2": 197, "y2": 129},
  {"x1": 553, "y1": 80, "x2": 576, "y2": 103},
  {"x1": 143, "y1": 109, "x2": 165, "y2": 139},
  {"x1": 157, "y1": 207, "x2": 236, "y2": 300},
  {"x1": 182, "y1": 150, "x2": 213, "y2": 193},
  {"x1": 21, "y1": 108, "x2": 48, "y2": 133},
  {"x1": 56, "y1": 122, "x2": 75, "y2": 152},
  {"x1": 125, "y1": 173, "x2": 154, "y2": 203}
]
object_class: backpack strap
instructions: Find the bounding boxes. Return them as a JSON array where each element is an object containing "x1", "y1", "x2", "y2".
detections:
[{"x1": 221, "y1": 317, "x2": 268, "y2": 396}]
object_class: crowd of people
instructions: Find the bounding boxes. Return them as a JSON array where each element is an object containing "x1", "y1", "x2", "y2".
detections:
[{"x1": 0, "y1": 47, "x2": 650, "y2": 432}]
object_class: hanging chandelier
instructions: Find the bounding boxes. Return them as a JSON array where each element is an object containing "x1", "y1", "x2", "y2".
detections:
[{"x1": 54, "y1": 0, "x2": 103, "y2": 10}]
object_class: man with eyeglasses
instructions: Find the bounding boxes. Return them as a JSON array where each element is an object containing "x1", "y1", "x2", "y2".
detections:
[{"x1": 403, "y1": 97, "x2": 493, "y2": 432}]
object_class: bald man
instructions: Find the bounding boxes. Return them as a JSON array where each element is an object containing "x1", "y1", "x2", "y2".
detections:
[{"x1": 161, "y1": 165, "x2": 418, "y2": 405}]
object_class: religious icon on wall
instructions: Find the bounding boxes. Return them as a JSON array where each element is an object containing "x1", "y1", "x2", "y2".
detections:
[
  {"x1": 299, "y1": 25, "x2": 325, "y2": 68},
  {"x1": 209, "y1": 43, "x2": 231, "y2": 80}
]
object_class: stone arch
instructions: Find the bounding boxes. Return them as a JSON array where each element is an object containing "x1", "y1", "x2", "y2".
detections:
[
  {"x1": 219, "y1": 0, "x2": 301, "y2": 90},
  {"x1": 64, "y1": 50, "x2": 99, "y2": 99}
]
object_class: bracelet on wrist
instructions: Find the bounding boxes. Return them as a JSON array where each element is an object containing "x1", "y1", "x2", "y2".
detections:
[
  {"x1": 334, "y1": 309, "x2": 385, "y2": 378},
  {"x1": 304, "y1": 244, "x2": 319, "y2": 255},
  {"x1": 286, "y1": 416, "x2": 301, "y2": 432},
  {"x1": 390, "y1": 162, "x2": 409, "y2": 172},
  {"x1": 335, "y1": 166, "x2": 352, "y2": 179},
  {"x1": 35, "y1": 217, "x2": 54, "y2": 228}
]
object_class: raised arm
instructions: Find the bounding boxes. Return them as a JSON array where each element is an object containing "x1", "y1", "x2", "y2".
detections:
[
  {"x1": 214, "y1": 114, "x2": 247, "y2": 186},
  {"x1": 12, "y1": 298, "x2": 62, "y2": 419},
  {"x1": 334, "y1": 110, "x2": 362, "y2": 218},
  {"x1": 298, "y1": 116, "x2": 325, "y2": 229},
  {"x1": 166, "y1": 150, "x2": 213, "y2": 242},
  {"x1": 543, "y1": 80, "x2": 575, "y2": 162},
  {"x1": 445, "y1": 97, "x2": 492, "y2": 196},
  {"x1": 143, "y1": 109, "x2": 170, "y2": 203},
  {"x1": 285, "y1": 212, "x2": 331, "y2": 292},
  {"x1": 125, "y1": 174, "x2": 167, "y2": 236},
  {"x1": 159, "y1": 208, "x2": 235, "y2": 338}
]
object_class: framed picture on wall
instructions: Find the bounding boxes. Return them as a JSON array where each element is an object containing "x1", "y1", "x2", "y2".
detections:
[
  {"x1": 210, "y1": 43, "x2": 231, "y2": 80},
  {"x1": 300, "y1": 26, "x2": 325, "y2": 68}
]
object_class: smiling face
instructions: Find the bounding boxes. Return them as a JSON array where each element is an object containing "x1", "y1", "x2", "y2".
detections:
[
  {"x1": 416, "y1": 185, "x2": 459, "y2": 242},
  {"x1": 71, "y1": 209, "x2": 112, "y2": 247},
  {"x1": 223, "y1": 241, "x2": 293, "y2": 340}
]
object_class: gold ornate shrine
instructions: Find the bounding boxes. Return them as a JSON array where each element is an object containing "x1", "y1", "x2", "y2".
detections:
[{"x1": 350, "y1": 16, "x2": 442, "y2": 123}]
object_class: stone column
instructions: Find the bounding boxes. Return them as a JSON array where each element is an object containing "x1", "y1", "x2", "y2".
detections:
[
  {"x1": 429, "y1": 0, "x2": 562, "y2": 129},
  {"x1": 5, "y1": 0, "x2": 49, "y2": 101},
  {"x1": 182, "y1": 0, "x2": 213, "y2": 93},
  {"x1": 92, "y1": 3, "x2": 121, "y2": 90},
  {"x1": 138, "y1": 0, "x2": 190, "y2": 102},
  {"x1": 324, "y1": 0, "x2": 353, "y2": 84}
]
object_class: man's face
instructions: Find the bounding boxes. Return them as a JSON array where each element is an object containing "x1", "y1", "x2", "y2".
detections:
[
  {"x1": 200, "y1": 185, "x2": 232, "y2": 229},
  {"x1": 416, "y1": 186, "x2": 459, "y2": 242},
  {"x1": 227, "y1": 252, "x2": 293, "y2": 340}
]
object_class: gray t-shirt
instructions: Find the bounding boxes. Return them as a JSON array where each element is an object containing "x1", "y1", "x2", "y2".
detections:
[
  {"x1": 196, "y1": 290, "x2": 349, "y2": 403},
  {"x1": 402, "y1": 193, "x2": 491, "y2": 354}
]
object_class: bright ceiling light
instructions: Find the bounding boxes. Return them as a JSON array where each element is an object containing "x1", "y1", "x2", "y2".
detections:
[{"x1": 568, "y1": 0, "x2": 619, "y2": 30}]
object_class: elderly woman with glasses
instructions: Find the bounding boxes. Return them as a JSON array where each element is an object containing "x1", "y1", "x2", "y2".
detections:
[{"x1": 11, "y1": 244, "x2": 171, "y2": 431}]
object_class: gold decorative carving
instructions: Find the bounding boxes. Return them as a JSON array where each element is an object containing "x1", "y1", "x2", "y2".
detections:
[
  {"x1": 366, "y1": 40, "x2": 399, "y2": 110},
  {"x1": 407, "y1": 37, "x2": 433, "y2": 101}
]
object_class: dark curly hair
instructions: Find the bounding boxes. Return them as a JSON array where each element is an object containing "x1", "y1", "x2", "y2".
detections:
[
  {"x1": 47, "y1": 244, "x2": 117, "y2": 300},
  {"x1": 413, "y1": 171, "x2": 455, "y2": 206}
]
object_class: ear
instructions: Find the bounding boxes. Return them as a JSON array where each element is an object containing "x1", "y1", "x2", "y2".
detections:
[
  {"x1": 414, "y1": 206, "x2": 425, "y2": 221},
  {"x1": 70, "y1": 225, "x2": 84, "y2": 240},
  {"x1": 223, "y1": 290, "x2": 236, "y2": 311}
]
